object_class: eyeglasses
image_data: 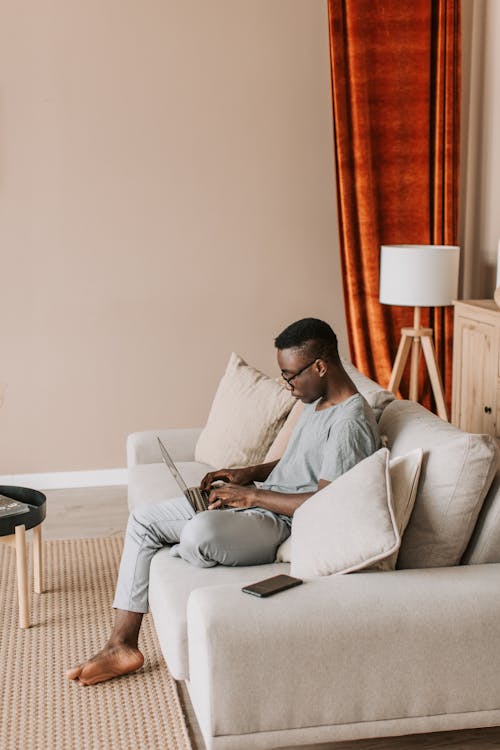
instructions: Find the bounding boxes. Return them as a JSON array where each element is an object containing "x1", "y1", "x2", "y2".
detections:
[{"x1": 281, "y1": 359, "x2": 317, "y2": 386}]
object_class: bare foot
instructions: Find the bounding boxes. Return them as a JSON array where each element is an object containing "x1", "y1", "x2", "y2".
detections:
[{"x1": 66, "y1": 643, "x2": 144, "y2": 685}]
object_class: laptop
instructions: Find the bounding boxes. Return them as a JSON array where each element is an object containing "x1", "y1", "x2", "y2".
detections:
[{"x1": 156, "y1": 436, "x2": 211, "y2": 512}]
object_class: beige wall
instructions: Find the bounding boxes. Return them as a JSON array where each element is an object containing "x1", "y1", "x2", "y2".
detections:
[
  {"x1": 460, "y1": 0, "x2": 500, "y2": 297},
  {"x1": 0, "y1": 1, "x2": 347, "y2": 474}
]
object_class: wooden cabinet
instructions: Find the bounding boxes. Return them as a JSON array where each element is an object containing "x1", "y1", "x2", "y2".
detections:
[{"x1": 452, "y1": 300, "x2": 500, "y2": 436}]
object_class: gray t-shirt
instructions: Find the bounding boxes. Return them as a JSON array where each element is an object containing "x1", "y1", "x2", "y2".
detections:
[{"x1": 261, "y1": 393, "x2": 380, "y2": 495}]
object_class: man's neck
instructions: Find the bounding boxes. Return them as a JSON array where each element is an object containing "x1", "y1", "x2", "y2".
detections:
[{"x1": 315, "y1": 366, "x2": 358, "y2": 411}]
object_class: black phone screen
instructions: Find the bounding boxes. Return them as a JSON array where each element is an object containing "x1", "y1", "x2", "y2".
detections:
[{"x1": 241, "y1": 574, "x2": 303, "y2": 597}]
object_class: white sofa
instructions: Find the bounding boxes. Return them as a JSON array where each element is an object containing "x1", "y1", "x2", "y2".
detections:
[{"x1": 127, "y1": 369, "x2": 500, "y2": 750}]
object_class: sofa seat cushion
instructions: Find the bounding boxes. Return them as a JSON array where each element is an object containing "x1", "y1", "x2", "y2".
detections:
[
  {"x1": 186, "y1": 564, "x2": 500, "y2": 737},
  {"x1": 148, "y1": 549, "x2": 289, "y2": 680},
  {"x1": 128, "y1": 461, "x2": 214, "y2": 511},
  {"x1": 379, "y1": 400, "x2": 499, "y2": 568}
]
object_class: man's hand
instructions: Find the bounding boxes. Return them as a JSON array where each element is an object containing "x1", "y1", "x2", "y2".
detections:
[
  {"x1": 200, "y1": 467, "x2": 256, "y2": 491},
  {"x1": 207, "y1": 483, "x2": 257, "y2": 510}
]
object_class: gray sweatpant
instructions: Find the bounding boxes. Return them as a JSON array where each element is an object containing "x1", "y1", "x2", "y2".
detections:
[{"x1": 113, "y1": 496, "x2": 291, "y2": 613}]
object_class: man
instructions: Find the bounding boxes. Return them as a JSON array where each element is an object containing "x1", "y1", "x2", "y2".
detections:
[{"x1": 67, "y1": 318, "x2": 380, "y2": 685}]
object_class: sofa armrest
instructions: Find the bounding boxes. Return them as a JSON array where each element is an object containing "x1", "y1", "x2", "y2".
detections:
[
  {"x1": 127, "y1": 428, "x2": 203, "y2": 466},
  {"x1": 186, "y1": 564, "x2": 500, "y2": 743}
]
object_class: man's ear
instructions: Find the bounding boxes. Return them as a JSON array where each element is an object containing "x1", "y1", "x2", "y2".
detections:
[{"x1": 315, "y1": 358, "x2": 328, "y2": 377}]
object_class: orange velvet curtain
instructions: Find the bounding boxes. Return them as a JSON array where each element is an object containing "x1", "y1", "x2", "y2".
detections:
[{"x1": 328, "y1": 0, "x2": 461, "y2": 412}]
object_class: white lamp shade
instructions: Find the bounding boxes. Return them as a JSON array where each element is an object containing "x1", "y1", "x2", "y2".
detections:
[{"x1": 379, "y1": 245, "x2": 460, "y2": 307}]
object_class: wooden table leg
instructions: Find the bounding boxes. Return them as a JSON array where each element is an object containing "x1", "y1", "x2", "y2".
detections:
[
  {"x1": 33, "y1": 523, "x2": 43, "y2": 594},
  {"x1": 15, "y1": 524, "x2": 29, "y2": 629}
]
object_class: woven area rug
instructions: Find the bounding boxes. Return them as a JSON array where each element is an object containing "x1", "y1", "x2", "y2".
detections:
[{"x1": 0, "y1": 535, "x2": 192, "y2": 750}]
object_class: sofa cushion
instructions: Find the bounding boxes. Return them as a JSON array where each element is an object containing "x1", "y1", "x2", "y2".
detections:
[
  {"x1": 462, "y1": 472, "x2": 500, "y2": 564},
  {"x1": 379, "y1": 400, "x2": 499, "y2": 568},
  {"x1": 195, "y1": 352, "x2": 295, "y2": 469},
  {"x1": 275, "y1": 534, "x2": 292, "y2": 563},
  {"x1": 290, "y1": 448, "x2": 400, "y2": 578},
  {"x1": 148, "y1": 549, "x2": 289, "y2": 680},
  {"x1": 127, "y1": 461, "x2": 214, "y2": 511}
]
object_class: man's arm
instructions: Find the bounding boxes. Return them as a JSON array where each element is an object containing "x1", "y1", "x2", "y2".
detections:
[
  {"x1": 200, "y1": 460, "x2": 279, "y2": 491},
  {"x1": 207, "y1": 479, "x2": 331, "y2": 515}
]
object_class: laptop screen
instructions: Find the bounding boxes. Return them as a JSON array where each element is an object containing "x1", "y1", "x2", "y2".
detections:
[{"x1": 156, "y1": 437, "x2": 189, "y2": 494}]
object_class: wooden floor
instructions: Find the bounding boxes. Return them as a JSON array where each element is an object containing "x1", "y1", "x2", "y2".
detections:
[
  {"x1": 42, "y1": 485, "x2": 130, "y2": 540},
  {"x1": 42, "y1": 486, "x2": 500, "y2": 750}
]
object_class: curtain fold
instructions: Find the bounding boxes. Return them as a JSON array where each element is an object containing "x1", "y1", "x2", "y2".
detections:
[{"x1": 328, "y1": 0, "x2": 461, "y2": 412}]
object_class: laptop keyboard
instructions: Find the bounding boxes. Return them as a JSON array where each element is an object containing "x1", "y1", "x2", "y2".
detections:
[{"x1": 187, "y1": 487, "x2": 210, "y2": 512}]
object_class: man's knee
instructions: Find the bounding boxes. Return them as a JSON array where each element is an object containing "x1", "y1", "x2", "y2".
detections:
[
  {"x1": 180, "y1": 511, "x2": 223, "y2": 549},
  {"x1": 177, "y1": 511, "x2": 232, "y2": 567},
  {"x1": 177, "y1": 510, "x2": 284, "y2": 567}
]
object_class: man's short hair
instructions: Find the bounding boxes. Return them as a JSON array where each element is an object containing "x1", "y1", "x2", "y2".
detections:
[{"x1": 274, "y1": 318, "x2": 339, "y2": 363}]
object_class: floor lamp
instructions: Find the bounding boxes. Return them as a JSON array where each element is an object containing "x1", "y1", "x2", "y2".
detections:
[{"x1": 379, "y1": 244, "x2": 460, "y2": 421}]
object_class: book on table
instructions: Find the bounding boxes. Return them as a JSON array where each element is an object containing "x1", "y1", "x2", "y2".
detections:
[{"x1": 0, "y1": 495, "x2": 30, "y2": 518}]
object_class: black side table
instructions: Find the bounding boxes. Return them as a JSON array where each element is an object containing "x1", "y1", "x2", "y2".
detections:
[{"x1": 0, "y1": 486, "x2": 46, "y2": 628}]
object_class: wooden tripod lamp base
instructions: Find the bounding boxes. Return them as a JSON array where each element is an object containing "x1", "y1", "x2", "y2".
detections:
[{"x1": 388, "y1": 306, "x2": 448, "y2": 421}]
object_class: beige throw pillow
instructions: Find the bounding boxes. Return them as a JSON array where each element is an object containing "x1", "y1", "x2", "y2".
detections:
[
  {"x1": 462, "y1": 473, "x2": 500, "y2": 564},
  {"x1": 276, "y1": 448, "x2": 423, "y2": 566},
  {"x1": 194, "y1": 353, "x2": 295, "y2": 469},
  {"x1": 264, "y1": 400, "x2": 304, "y2": 463},
  {"x1": 290, "y1": 448, "x2": 400, "y2": 578}
]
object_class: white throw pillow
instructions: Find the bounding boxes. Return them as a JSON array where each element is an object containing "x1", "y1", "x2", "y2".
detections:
[
  {"x1": 276, "y1": 448, "x2": 423, "y2": 566},
  {"x1": 194, "y1": 353, "x2": 295, "y2": 469},
  {"x1": 370, "y1": 448, "x2": 423, "y2": 570},
  {"x1": 290, "y1": 448, "x2": 400, "y2": 578}
]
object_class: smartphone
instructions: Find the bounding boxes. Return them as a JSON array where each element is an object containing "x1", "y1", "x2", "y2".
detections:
[{"x1": 241, "y1": 574, "x2": 303, "y2": 598}]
